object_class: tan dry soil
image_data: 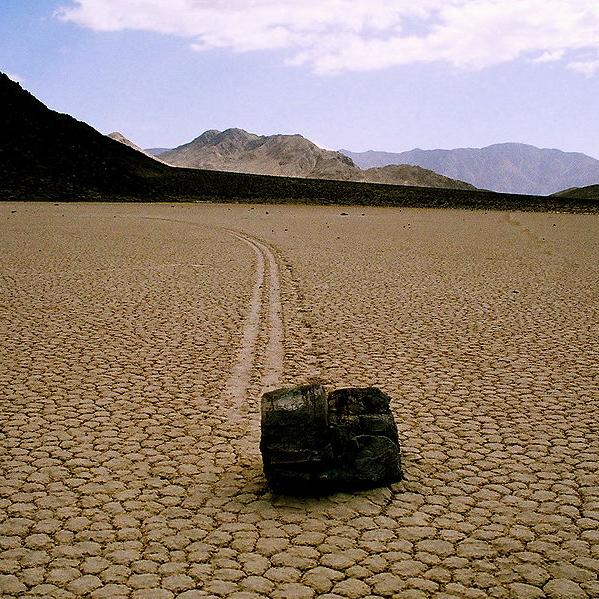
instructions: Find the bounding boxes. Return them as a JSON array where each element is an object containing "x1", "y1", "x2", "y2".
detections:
[{"x1": 0, "y1": 202, "x2": 598, "y2": 599}]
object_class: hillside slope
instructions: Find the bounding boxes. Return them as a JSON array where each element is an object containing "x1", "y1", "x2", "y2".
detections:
[
  {"x1": 108, "y1": 132, "x2": 169, "y2": 164},
  {"x1": 159, "y1": 128, "x2": 358, "y2": 179},
  {"x1": 0, "y1": 74, "x2": 170, "y2": 199},
  {"x1": 146, "y1": 147, "x2": 170, "y2": 156},
  {"x1": 108, "y1": 132, "x2": 149, "y2": 155},
  {"x1": 159, "y1": 128, "x2": 476, "y2": 190},
  {"x1": 552, "y1": 185, "x2": 599, "y2": 199},
  {"x1": 341, "y1": 143, "x2": 599, "y2": 195},
  {"x1": 357, "y1": 165, "x2": 476, "y2": 190}
]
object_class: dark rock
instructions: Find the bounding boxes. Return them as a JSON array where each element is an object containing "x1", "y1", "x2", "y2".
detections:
[{"x1": 260, "y1": 384, "x2": 402, "y2": 493}]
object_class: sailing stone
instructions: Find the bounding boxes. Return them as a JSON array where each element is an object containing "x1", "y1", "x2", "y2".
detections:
[{"x1": 260, "y1": 384, "x2": 402, "y2": 492}]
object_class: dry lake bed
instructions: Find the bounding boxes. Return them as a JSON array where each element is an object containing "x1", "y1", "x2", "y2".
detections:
[{"x1": 1, "y1": 202, "x2": 598, "y2": 599}]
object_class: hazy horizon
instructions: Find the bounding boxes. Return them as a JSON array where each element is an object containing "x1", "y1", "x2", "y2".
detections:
[{"x1": 2, "y1": 1, "x2": 599, "y2": 158}]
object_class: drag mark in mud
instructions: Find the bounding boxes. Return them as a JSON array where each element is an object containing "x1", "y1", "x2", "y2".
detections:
[
  {"x1": 225, "y1": 231, "x2": 284, "y2": 407},
  {"x1": 224, "y1": 233, "x2": 265, "y2": 409},
  {"x1": 505, "y1": 212, "x2": 549, "y2": 248}
]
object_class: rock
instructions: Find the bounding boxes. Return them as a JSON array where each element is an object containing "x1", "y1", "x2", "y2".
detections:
[{"x1": 260, "y1": 385, "x2": 402, "y2": 492}]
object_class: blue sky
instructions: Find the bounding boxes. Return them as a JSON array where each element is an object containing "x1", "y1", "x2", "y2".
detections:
[{"x1": 2, "y1": 0, "x2": 599, "y2": 157}]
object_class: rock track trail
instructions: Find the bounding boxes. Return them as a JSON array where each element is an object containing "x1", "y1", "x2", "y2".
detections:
[
  {"x1": 136, "y1": 215, "x2": 286, "y2": 418},
  {"x1": 224, "y1": 230, "x2": 284, "y2": 418}
]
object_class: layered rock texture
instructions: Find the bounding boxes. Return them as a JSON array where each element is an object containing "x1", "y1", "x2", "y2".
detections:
[{"x1": 260, "y1": 384, "x2": 402, "y2": 492}]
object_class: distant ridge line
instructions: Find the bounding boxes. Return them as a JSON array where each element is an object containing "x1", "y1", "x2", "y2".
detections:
[{"x1": 339, "y1": 143, "x2": 599, "y2": 195}]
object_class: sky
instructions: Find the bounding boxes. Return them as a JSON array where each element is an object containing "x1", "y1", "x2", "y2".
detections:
[{"x1": 2, "y1": 0, "x2": 599, "y2": 157}]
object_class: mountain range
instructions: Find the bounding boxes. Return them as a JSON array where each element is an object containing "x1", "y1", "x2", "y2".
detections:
[
  {"x1": 1, "y1": 71, "x2": 597, "y2": 210},
  {"x1": 340, "y1": 144, "x2": 599, "y2": 196},
  {"x1": 149, "y1": 128, "x2": 475, "y2": 191},
  {"x1": 0, "y1": 72, "x2": 500, "y2": 206},
  {"x1": 148, "y1": 132, "x2": 599, "y2": 196}
]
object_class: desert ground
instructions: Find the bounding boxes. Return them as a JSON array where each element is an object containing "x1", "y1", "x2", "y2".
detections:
[{"x1": 1, "y1": 202, "x2": 598, "y2": 599}]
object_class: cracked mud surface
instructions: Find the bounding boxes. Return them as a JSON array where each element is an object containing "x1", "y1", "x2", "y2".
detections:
[{"x1": 1, "y1": 202, "x2": 598, "y2": 599}]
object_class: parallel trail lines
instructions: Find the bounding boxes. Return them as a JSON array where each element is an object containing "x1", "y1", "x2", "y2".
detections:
[
  {"x1": 137, "y1": 216, "x2": 284, "y2": 412},
  {"x1": 224, "y1": 233, "x2": 265, "y2": 410},
  {"x1": 225, "y1": 230, "x2": 284, "y2": 413},
  {"x1": 249, "y1": 236, "x2": 284, "y2": 392}
]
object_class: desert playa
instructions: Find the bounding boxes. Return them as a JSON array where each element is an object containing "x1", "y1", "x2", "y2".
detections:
[{"x1": 1, "y1": 202, "x2": 598, "y2": 599}]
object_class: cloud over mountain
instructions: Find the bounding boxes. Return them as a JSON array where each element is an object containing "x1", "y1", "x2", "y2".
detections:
[{"x1": 58, "y1": 0, "x2": 599, "y2": 74}]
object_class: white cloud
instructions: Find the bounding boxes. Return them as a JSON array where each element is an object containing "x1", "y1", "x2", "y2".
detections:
[
  {"x1": 568, "y1": 58, "x2": 599, "y2": 77},
  {"x1": 57, "y1": 0, "x2": 599, "y2": 75},
  {"x1": 533, "y1": 50, "x2": 565, "y2": 63}
]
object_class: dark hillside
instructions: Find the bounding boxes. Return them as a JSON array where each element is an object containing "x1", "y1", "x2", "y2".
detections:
[
  {"x1": 0, "y1": 73, "x2": 597, "y2": 213},
  {"x1": 0, "y1": 73, "x2": 171, "y2": 199},
  {"x1": 552, "y1": 185, "x2": 599, "y2": 200},
  {"x1": 145, "y1": 169, "x2": 598, "y2": 212}
]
